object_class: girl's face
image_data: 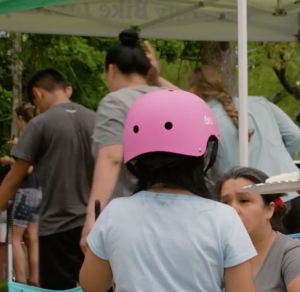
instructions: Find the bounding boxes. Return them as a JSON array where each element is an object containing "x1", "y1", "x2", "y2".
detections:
[{"x1": 220, "y1": 178, "x2": 275, "y2": 237}]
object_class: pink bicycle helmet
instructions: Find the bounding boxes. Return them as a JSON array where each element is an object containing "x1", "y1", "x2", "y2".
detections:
[{"x1": 123, "y1": 89, "x2": 220, "y2": 164}]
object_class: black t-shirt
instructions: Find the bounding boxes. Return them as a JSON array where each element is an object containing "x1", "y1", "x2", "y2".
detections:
[{"x1": 11, "y1": 102, "x2": 96, "y2": 236}]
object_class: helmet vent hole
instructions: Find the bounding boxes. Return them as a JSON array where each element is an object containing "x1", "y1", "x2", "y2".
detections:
[
  {"x1": 165, "y1": 122, "x2": 173, "y2": 130},
  {"x1": 133, "y1": 125, "x2": 139, "y2": 133}
]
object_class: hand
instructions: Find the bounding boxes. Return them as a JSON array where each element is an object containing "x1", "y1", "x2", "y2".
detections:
[
  {"x1": 8, "y1": 137, "x2": 18, "y2": 146},
  {"x1": 144, "y1": 41, "x2": 160, "y2": 84},
  {"x1": 0, "y1": 155, "x2": 13, "y2": 165},
  {"x1": 80, "y1": 215, "x2": 95, "y2": 255}
]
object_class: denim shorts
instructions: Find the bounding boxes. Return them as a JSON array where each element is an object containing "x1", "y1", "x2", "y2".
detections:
[{"x1": 13, "y1": 188, "x2": 42, "y2": 227}]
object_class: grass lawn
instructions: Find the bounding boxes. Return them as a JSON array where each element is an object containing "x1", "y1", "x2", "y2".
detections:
[{"x1": 0, "y1": 280, "x2": 7, "y2": 292}]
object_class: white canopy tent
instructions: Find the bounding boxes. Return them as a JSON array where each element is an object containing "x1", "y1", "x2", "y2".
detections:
[
  {"x1": 0, "y1": 0, "x2": 299, "y2": 166},
  {"x1": 0, "y1": 0, "x2": 299, "y2": 41}
]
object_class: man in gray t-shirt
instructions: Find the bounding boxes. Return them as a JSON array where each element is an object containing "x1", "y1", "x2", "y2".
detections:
[{"x1": 0, "y1": 68, "x2": 95, "y2": 290}]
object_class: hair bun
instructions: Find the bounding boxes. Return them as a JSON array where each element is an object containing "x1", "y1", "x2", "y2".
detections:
[{"x1": 119, "y1": 29, "x2": 139, "y2": 47}]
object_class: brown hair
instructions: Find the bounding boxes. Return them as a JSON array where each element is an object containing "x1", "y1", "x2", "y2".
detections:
[
  {"x1": 214, "y1": 166, "x2": 289, "y2": 233},
  {"x1": 188, "y1": 65, "x2": 254, "y2": 141},
  {"x1": 15, "y1": 102, "x2": 35, "y2": 124}
]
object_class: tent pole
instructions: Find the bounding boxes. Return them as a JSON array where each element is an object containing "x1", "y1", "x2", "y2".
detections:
[{"x1": 237, "y1": 0, "x2": 249, "y2": 166}]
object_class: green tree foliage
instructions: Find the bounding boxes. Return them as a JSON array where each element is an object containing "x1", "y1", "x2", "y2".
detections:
[
  {"x1": 20, "y1": 34, "x2": 108, "y2": 110},
  {"x1": 248, "y1": 42, "x2": 300, "y2": 120},
  {"x1": 0, "y1": 38, "x2": 14, "y2": 156}
]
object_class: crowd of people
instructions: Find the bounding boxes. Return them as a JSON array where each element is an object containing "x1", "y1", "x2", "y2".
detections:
[{"x1": 0, "y1": 28, "x2": 299, "y2": 292}]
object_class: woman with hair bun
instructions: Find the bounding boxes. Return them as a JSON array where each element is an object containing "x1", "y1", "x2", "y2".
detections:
[
  {"x1": 81, "y1": 30, "x2": 165, "y2": 252},
  {"x1": 215, "y1": 166, "x2": 300, "y2": 292}
]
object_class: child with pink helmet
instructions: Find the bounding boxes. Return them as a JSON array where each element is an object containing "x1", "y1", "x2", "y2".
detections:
[{"x1": 80, "y1": 90, "x2": 257, "y2": 292}]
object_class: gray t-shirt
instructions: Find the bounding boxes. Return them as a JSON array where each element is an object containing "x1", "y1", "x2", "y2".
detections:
[
  {"x1": 12, "y1": 102, "x2": 96, "y2": 236},
  {"x1": 92, "y1": 86, "x2": 163, "y2": 200},
  {"x1": 255, "y1": 232, "x2": 300, "y2": 292}
]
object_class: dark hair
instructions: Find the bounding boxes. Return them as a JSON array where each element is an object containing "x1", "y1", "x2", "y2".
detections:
[
  {"x1": 214, "y1": 166, "x2": 288, "y2": 232},
  {"x1": 27, "y1": 67, "x2": 68, "y2": 104},
  {"x1": 127, "y1": 153, "x2": 213, "y2": 199},
  {"x1": 105, "y1": 29, "x2": 150, "y2": 76},
  {"x1": 15, "y1": 102, "x2": 35, "y2": 123}
]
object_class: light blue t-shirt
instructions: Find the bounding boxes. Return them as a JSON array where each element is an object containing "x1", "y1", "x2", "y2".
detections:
[
  {"x1": 87, "y1": 191, "x2": 257, "y2": 292},
  {"x1": 209, "y1": 96, "x2": 300, "y2": 202}
]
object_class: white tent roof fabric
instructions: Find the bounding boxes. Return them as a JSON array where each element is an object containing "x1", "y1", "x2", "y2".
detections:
[{"x1": 0, "y1": 0, "x2": 299, "y2": 41}]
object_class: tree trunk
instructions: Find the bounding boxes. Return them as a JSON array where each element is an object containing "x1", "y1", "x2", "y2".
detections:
[
  {"x1": 201, "y1": 42, "x2": 237, "y2": 96},
  {"x1": 11, "y1": 33, "x2": 22, "y2": 138}
]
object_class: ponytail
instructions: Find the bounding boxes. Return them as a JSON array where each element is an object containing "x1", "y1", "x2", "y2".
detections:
[{"x1": 216, "y1": 91, "x2": 254, "y2": 141}]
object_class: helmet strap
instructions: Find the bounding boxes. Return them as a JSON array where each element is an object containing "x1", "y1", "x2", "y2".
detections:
[{"x1": 203, "y1": 140, "x2": 218, "y2": 173}]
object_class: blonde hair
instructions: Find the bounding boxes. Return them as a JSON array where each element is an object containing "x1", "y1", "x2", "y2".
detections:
[{"x1": 188, "y1": 65, "x2": 254, "y2": 141}]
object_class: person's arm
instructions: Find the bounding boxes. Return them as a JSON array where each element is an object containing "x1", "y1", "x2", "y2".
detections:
[
  {"x1": 8, "y1": 136, "x2": 18, "y2": 146},
  {"x1": 87, "y1": 144, "x2": 123, "y2": 216},
  {"x1": 287, "y1": 277, "x2": 300, "y2": 292},
  {"x1": 224, "y1": 261, "x2": 256, "y2": 292},
  {"x1": 0, "y1": 122, "x2": 42, "y2": 209},
  {"x1": 281, "y1": 243, "x2": 300, "y2": 292},
  {"x1": 144, "y1": 41, "x2": 180, "y2": 90},
  {"x1": 87, "y1": 95, "x2": 125, "y2": 215},
  {"x1": 81, "y1": 95, "x2": 125, "y2": 254},
  {"x1": 80, "y1": 249, "x2": 113, "y2": 292},
  {"x1": 80, "y1": 206, "x2": 113, "y2": 292},
  {"x1": 0, "y1": 156, "x2": 14, "y2": 166},
  {"x1": 0, "y1": 156, "x2": 33, "y2": 174},
  {"x1": 268, "y1": 101, "x2": 300, "y2": 159},
  {"x1": 222, "y1": 208, "x2": 257, "y2": 292}
]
